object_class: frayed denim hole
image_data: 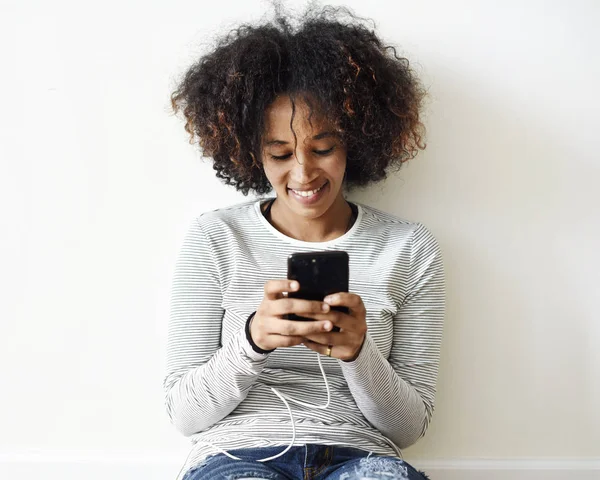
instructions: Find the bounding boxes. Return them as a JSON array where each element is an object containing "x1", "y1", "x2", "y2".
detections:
[{"x1": 350, "y1": 456, "x2": 410, "y2": 479}]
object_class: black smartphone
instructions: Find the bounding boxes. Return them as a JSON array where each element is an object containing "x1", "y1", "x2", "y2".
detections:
[{"x1": 286, "y1": 251, "x2": 349, "y2": 331}]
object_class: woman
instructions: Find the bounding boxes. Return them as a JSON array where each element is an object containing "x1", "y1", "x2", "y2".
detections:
[{"x1": 165, "y1": 5, "x2": 445, "y2": 480}]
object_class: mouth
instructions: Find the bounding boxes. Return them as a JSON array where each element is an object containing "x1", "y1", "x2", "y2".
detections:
[
  {"x1": 287, "y1": 181, "x2": 329, "y2": 204},
  {"x1": 288, "y1": 182, "x2": 327, "y2": 197}
]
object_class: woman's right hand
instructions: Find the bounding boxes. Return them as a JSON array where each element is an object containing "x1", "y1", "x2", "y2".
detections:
[{"x1": 249, "y1": 279, "x2": 334, "y2": 351}]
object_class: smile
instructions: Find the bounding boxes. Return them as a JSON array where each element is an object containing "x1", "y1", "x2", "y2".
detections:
[{"x1": 289, "y1": 182, "x2": 327, "y2": 198}]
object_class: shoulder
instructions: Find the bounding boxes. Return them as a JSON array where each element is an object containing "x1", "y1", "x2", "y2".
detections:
[
  {"x1": 356, "y1": 203, "x2": 419, "y2": 236},
  {"x1": 193, "y1": 199, "x2": 259, "y2": 234},
  {"x1": 355, "y1": 203, "x2": 442, "y2": 254}
]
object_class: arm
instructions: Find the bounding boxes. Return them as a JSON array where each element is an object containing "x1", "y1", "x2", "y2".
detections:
[
  {"x1": 339, "y1": 223, "x2": 445, "y2": 449},
  {"x1": 162, "y1": 218, "x2": 269, "y2": 437}
]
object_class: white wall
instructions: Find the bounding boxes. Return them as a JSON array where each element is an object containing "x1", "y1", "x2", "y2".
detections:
[{"x1": 1, "y1": 0, "x2": 598, "y2": 478}]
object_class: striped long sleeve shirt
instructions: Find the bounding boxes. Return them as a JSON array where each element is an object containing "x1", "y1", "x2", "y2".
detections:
[{"x1": 164, "y1": 199, "x2": 445, "y2": 478}]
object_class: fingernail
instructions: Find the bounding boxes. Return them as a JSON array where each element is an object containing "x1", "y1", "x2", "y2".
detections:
[
  {"x1": 324, "y1": 295, "x2": 336, "y2": 304},
  {"x1": 290, "y1": 281, "x2": 299, "y2": 290},
  {"x1": 323, "y1": 322, "x2": 332, "y2": 331},
  {"x1": 322, "y1": 303, "x2": 330, "y2": 312}
]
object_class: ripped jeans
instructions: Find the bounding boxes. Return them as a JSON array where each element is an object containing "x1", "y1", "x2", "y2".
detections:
[{"x1": 182, "y1": 444, "x2": 429, "y2": 480}]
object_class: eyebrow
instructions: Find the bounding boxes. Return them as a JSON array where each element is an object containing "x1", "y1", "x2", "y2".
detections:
[{"x1": 264, "y1": 131, "x2": 338, "y2": 146}]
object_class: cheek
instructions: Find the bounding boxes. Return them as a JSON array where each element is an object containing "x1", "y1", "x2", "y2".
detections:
[
  {"x1": 263, "y1": 164, "x2": 287, "y2": 188},
  {"x1": 329, "y1": 157, "x2": 347, "y2": 181}
]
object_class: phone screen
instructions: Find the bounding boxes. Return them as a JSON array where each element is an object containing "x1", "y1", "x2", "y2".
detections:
[{"x1": 286, "y1": 251, "x2": 349, "y2": 328}]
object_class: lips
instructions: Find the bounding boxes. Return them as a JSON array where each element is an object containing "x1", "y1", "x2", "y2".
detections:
[
  {"x1": 287, "y1": 181, "x2": 329, "y2": 205},
  {"x1": 289, "y1": 182, "x2": 327, "y2": 197}
]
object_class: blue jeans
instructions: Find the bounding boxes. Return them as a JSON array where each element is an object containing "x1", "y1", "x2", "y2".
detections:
[{"x1": 182, "y1": 444, "x2": 429, "y2": 480}]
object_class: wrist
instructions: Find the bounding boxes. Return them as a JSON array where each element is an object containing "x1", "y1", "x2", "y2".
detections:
[
  {"x1": 344, "y1": 335, "x2": 366, "y2": 362},
  {"x1": 245, "y1": 312, "x2": 275, "y2": 355}
]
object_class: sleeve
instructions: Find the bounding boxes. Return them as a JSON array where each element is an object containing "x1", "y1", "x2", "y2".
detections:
[
  {"x1": 339, "y1": 223, "x2": 445, "y2": 449},
  {"x1": 162, "y1": 217, "x2": 270, "y2": 437}
]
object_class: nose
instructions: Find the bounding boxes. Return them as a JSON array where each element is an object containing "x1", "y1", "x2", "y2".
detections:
[{"x1": 291, "y1": 150, "x2": 317, "y2": 184}]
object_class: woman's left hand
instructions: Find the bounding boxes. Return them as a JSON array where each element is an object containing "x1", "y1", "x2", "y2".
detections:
[{"x1": 301, "y1": 292, "x2": 367, "y2": 362}]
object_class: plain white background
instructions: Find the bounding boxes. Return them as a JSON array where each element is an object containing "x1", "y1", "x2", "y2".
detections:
[{"x1": 1, "y1": 0, "x2": 599, "y2": 478}]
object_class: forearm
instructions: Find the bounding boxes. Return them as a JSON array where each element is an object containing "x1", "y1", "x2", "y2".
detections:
[
  {"x1": 340, "y1": 334, "x2": 430, "y2": 449},
  {"x1": 164, "y1": 328, "x2": 269, "y2": 437}
]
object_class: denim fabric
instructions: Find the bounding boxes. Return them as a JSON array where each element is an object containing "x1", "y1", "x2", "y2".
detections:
[{"x1": 182, "y1": 445, "x2": 430, "y2": 480}]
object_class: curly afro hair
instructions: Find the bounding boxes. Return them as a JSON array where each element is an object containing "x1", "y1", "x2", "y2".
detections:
[{"x1": 170, "y1": 3, "x2": 427, "y2": 195}]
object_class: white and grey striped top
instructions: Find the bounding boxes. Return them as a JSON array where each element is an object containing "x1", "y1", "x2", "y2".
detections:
[{"x1": 164, "y1": 199, "x2": 445, "y2": 479}]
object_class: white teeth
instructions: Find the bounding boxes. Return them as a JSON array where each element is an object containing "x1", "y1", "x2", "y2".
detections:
[{"x1": 291, "y1": 183, "x2": 325, "y2": 197}]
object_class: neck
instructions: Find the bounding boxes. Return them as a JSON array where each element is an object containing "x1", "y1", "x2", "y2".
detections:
[{"x1": 267, "y1": 195, "x2": 353, "y2": 243}]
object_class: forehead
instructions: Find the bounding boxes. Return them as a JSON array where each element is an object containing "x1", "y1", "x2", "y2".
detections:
[{"x1": 263, "y1": 94, "x2": 330, "y2": 137}]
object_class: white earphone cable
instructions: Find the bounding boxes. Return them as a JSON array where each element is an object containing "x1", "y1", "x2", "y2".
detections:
[
  {"x1": 192, "y1": 351, "x2": 330, "y2": 466},
  {"x1": 175, "y1": 351, "x2": 331, "y2": 479}
]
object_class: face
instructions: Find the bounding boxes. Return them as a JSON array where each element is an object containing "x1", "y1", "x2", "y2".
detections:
[{"x1": 261, "y1": 94, "x2": 347, "y2": 220}]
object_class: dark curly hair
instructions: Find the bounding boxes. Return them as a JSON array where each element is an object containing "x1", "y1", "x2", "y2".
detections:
[{"x1": 170, "y1": 2, "x2": 427, "y2": 195}]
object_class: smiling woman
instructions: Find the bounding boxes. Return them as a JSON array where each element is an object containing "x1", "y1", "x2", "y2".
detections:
[{"x1": 165, "y1": 4, "x2": 444, "y2": 480}]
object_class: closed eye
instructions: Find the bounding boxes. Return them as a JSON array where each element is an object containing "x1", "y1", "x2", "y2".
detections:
[
  {"x1": 270, "y1": 146, "x2": 336, "y2": 161},
  {"x1": 315, "y1": 147, "x2": 336, "y2": 156}
]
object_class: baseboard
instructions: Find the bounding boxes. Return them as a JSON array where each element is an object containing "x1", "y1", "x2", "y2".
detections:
[
  {"x1": 1, "y1": 452, "x2": 599, "y2": 480},
  {"x1": 413, "y1": 458, "x2": 600, "y2": 480}
]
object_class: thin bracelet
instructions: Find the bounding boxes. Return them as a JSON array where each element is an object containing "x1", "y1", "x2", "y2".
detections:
[{"x1": 244, "y1": 311, "x2": 275, "y2": 354}]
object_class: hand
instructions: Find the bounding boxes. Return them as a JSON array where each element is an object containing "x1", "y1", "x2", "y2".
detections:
[
  {"x1": 250, "y1": 280, "x2": 335, "y2": 351},
  {"x1": 301, "y1": 292, "x2": 367, "y2": 362}
]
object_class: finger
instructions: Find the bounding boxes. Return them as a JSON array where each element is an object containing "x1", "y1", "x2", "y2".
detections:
[
  {"x1": 303, "y1": 340, "x2": 335, "y2": 357},
  {"x1": 324, "y1": 292, "x2": 365, "y2": 312},
  {"x1": 294, "y1": 310, "x2": 358, "y2": 332},
  {"x1": 273, "y1": 318, "x2": 334, "y2": 337},
  {"x1": 251, "y1": 317, "x2": 306, "y2": 349},
  {"x1": 270, "y1": 298, "x2": 330, "y2": 316},
  {"x1": 303, "y1": 332, "x2": 342, "y2": 346},
  {"x1": 272, "y1": 335, "x2": 305, "y2": 348},
  {"x1": 264, "y1": 279, "x2": 299, "y2": 300}
]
